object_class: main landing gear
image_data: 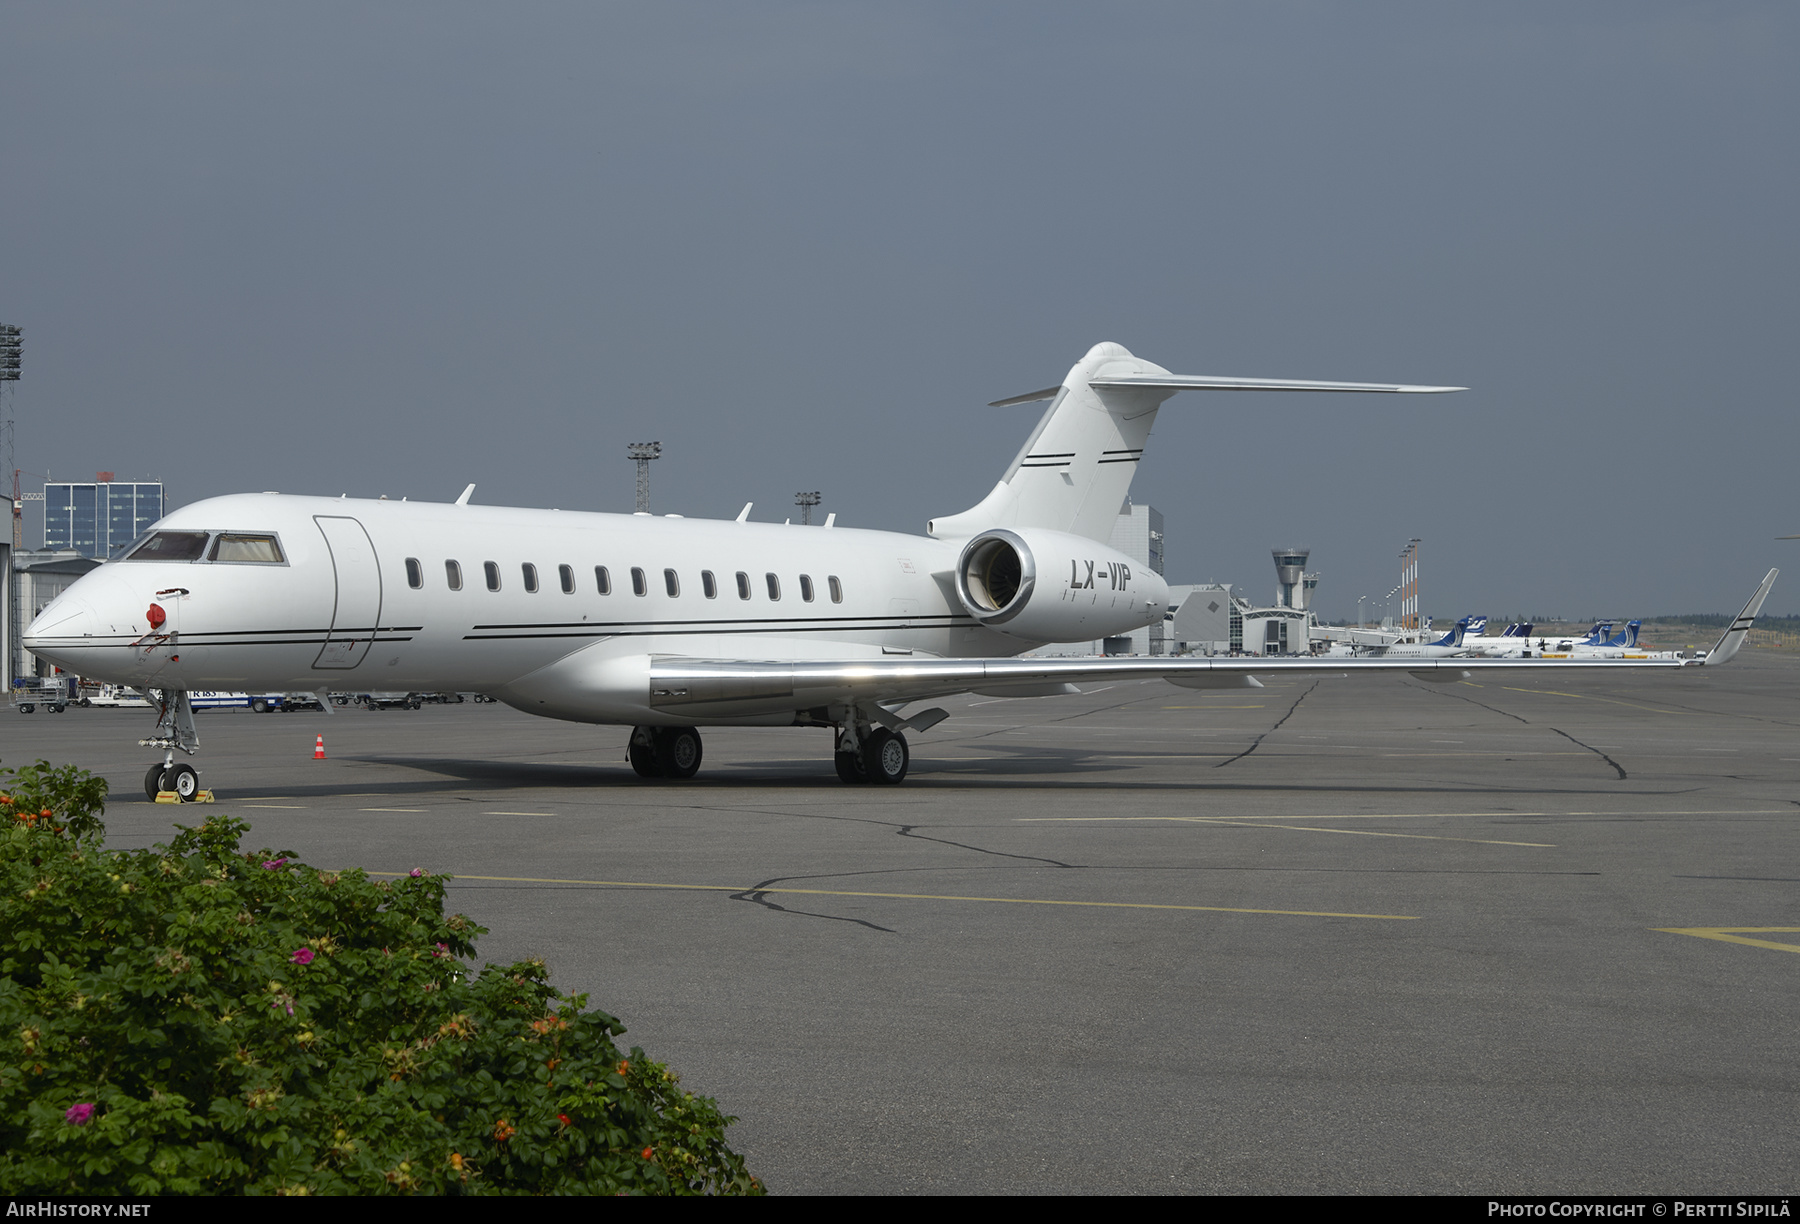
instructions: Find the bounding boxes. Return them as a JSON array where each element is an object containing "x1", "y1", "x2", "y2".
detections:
[
  {"x1": 834, "y1": 724, "x2": 909, "y2": 785},
  {"x1": 140, "y1": 689, "x2": 207, "y2": 802},
  {"x1": 627, "y1": 725, "x2": 704, "y2": 780},
  {"x1": 621, "y1": 720, "x2": 912, "y2": 785}
]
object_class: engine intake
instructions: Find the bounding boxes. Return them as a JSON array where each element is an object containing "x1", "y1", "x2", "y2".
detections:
[{"x1": 956, "y1": 530, "x2": 1036, "y2": 625}]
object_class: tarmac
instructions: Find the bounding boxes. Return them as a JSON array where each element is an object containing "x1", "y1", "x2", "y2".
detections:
[{"x1": 7, "y1": 653, "x2": 1799, "y2": 1194}]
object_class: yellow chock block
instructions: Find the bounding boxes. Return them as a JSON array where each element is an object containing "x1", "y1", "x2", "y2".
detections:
[{"x1": 154, "y1": 790, "x2": 217, "y2": 804}]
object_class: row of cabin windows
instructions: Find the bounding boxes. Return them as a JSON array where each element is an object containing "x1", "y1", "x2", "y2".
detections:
[{"x1": 405, "y1": 557, "x2": 842, "y2": 603}]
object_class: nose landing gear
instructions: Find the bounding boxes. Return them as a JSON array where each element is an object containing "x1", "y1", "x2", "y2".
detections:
[
  {"x1": 143, "y1": 762, "x2": 202, "y2": 802},
  {"x1": 139, "y1": 690, "x2": 209, "y2": 802}
]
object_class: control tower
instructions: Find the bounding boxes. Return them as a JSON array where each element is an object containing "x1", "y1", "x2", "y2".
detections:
[{"x1": 1272, "y1": 548, "x2": 1310, "y2": 610}]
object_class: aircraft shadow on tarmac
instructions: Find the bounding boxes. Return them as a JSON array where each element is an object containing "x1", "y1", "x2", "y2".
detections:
[{"x1": 198, "y1": 747, "x2": 1692, "y2": 800}]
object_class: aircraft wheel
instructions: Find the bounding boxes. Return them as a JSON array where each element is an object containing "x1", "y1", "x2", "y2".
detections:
[
  {"x1": 167, "y1": 764, "x2": 201, "y2": 802},
  {"x1": 628, "y1": 735, "x2": 663, "y2": 779},
  {"x1": 862, "y1": 729, "x2": 909, "y2": 785},
  {"x1": 655, "y1": 726, "x2": 703, "y2": 780},
  {"x1": 834, "y1": 749, "x2": 868, "y2": 784},
  {"x1": 144, "y1": 764, "x2": 168, "y2": 801}
]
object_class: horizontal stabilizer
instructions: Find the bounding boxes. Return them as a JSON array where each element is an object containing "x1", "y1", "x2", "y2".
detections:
[
  {"x1": 988, "y1": 386, "x2": 1063, "y2": 408},
  {"x1": 1089, "y1": 375, "x2": 1467, "y2": 395}
]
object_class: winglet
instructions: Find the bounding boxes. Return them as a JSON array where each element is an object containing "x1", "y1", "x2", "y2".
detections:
[
  {"x1": 1702, "y1": 569, "x2": 1778, "y2": 665},
  {"x1": 455, "y1": 483, "x2": 476, "y2": 506}
]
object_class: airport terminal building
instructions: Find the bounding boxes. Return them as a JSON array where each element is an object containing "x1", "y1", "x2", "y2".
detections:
[{"x1": 44, "y1": 476, "x2": 163, "y2": 560}]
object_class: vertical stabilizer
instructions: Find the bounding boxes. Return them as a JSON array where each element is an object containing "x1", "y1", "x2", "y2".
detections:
[
  {"x1": 929, "y1": 343, "x2": 1177, "y2": 543},
  {"x1": 930, "y1": 344, "x2": 1464, "y2": 543}
]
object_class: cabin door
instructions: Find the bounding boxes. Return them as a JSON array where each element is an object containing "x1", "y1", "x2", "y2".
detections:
[{"x1": 312, "y1": 516, "x2": 383, "y2": 670}]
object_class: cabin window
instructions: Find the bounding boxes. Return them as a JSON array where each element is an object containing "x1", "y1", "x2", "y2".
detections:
[
  {"x1": 446, "y1": 560, "x2": 463, "y2": 591},
  {"x1": 595, "y1": 566, "x2": 611, "y2": 595},
  {"x1": 484, "y1": 561, "x2": 501, "y2": 592},
  {"x1": 702, "y1": 570, "x2": 717, "y2": 599},
  {"x1": 522, "y1": 562, "x2": 539, "y2": 593},
  {"x1": 405, "y1": 558, "x2": 423, "y2": 589},
  {"x1": 664, "y1": 568, "x2": 680, "y2": 597},
  {"x1": 631, "y1": 567, "x2": 647, "y2": 596},
  {"x1": 123, "y1": 531, "x2": 209, "y2": 562},
  {"x1": 736, "y1": 571, "x2": 750, "y2": 600},
  {"x1": 829, "y1": 575, "x2": 843, "y2": 603},
  {"x1": 765, "y1": 572, "x2": 781, "y2": 601},
  {"x1": 799, "y1": 574, "x2": 814, "y2": 602},
  {"x1": 208, "y1": 533, "x2": 285, "y2": 564},
  {"x1": 559, "y1": 564, "x2": 574, "y2": 594}
]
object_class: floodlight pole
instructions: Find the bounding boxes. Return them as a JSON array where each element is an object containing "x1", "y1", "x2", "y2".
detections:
[
  {"x1": 627, "y1": 442, "x2": 661, "y2": 513},
  {"x1": 795, "y1": 491, "x2": 821, "y2": 526},
  {"x1": 1, "y1": 326, "x2": 20, "y2": 548}
]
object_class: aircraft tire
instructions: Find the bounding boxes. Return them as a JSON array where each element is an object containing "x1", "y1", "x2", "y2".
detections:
[
  {"x1": 144, "y1": 764, "x2": 168, "y2": 801},
  {"x1": 862, "y1": 729, "x2": 909, "y2": 785},
  {"x1": 168, "y1": 764, "x2": 201, "y2": 802},
  {"x1": 628, "y1": 736, "x2": 663, "y2": 779},
  {"x1": 834, "y1": 750, "x2": 867, "y2": 784},
  {"x1": 655, "y1": 727, "x2": 703, "y2": 780}
]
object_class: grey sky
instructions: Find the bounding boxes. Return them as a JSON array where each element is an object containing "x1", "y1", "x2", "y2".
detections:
[{"x1": 4, "y1": 3, "x2": 1796, "y2": 619}]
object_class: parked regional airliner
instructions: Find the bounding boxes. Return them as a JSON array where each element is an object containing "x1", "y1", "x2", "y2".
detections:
[{"x1": 23, "y1": 342, "x2": 1777, "y2": 799}]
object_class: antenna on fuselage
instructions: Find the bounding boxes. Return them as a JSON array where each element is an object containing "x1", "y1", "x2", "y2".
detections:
[{"x1": 455, "y1": 483, "x2": 475, "y2": 506}]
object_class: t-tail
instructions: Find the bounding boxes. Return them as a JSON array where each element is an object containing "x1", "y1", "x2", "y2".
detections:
[{"x1": 929, "y1": 342, "x2": 1465, "y2": 543}]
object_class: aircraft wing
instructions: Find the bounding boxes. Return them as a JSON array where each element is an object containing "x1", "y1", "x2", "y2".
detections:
[{"x1": 644, "y1": 569, "x2": 1775, "y2": 721}]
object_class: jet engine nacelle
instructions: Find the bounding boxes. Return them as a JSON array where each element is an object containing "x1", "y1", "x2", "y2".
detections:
[{"x1": 954, "y1": 527, "x2": 1169, "y2": 644}]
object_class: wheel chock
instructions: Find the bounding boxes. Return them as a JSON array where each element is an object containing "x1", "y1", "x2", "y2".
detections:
[
  {"x1": 154, "y1": 790, "x2": 181, "y2": 804},
  {"x1": 154, "y1": 790, "x2": 216, "y2": 804}
]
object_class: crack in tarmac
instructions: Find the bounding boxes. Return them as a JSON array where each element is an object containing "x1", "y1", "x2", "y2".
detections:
[
  {"x1": 1216, "y1": 682, "x2": 1318, "y2": 768},
  {"x1": 1545, "y1": 726, "x2": 1628, "y2": 780},
  {"x1": 1412, "y1": 681, "x2": 1627, "y2": 779}
]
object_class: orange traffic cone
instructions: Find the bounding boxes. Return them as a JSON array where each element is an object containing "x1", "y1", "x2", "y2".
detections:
[{"x1": 313, "y1": 736, "x2": 326, "y2": 761}]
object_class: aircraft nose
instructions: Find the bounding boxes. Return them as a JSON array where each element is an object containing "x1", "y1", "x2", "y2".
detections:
[
  {"x1": 24, "y1": 568, "x2": 141, "y2": 657},
  {"x1": 23, "y1": 592, "x2": 102, "y2": 674},
  {"x1": 25, "y1": 592, "x2": 98, "y2": 641}
]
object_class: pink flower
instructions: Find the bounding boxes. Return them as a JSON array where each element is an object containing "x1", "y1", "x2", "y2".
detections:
[
  {"x1": 291, "y1": 947, "x2": 314, "y2": 966},
  {"x1": 65, "y1": 1103, "x2": 94, "y2": 1126},
  {"x1": 262, "y1": 858, "x2": 287, "y2": 870},
  {"x1": 431, "y1": 942, "x2": 450, "y2": 958},
  {"x1": 408, "y1": 868, "x2": 425, "y2": 878}
]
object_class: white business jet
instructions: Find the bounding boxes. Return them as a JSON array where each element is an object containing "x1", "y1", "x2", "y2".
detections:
[{"x1": 23, "y1": 342, "x2": 1778, "y2": 800}]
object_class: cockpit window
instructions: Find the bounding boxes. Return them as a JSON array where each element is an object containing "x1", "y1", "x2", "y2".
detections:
[
  {"x1": 208, "y1": 533, "x2": 285, "y2": 564},
  {"x1": 124, "y1": 531, "x2": 210, "y2": 562}
]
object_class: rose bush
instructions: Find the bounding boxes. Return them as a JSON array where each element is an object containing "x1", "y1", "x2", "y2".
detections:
[{"x1": 0, "y1": 761, "x2": 762, "y2": 1195}]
